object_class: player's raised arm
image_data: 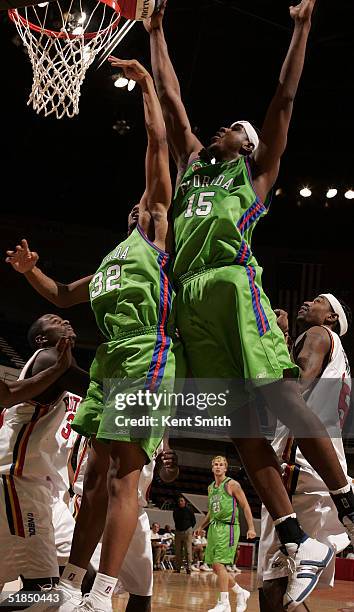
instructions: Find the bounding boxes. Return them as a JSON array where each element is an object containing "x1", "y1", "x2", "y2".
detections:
[
  {"x1": 295, "y1": 327, "x2": 332, "y2": 392},
  {"x1": 109, "y1": 57, "x2": 173, "y2": 251},
  {"x1": 6, "y1": 239, "x2": 92, "y2": 307},
  {"x1": 0, "y1": 337, "x2": 71, "y2": 407},
  {"x1": 253, "y1": 0, "x2": 317, "y2": 202},
  {"x1": 145, "y1": 1, "x2": 202, "y2": 174},
  {"x1": 30, "y1": 345, "x2": 90, "y2": 402}
]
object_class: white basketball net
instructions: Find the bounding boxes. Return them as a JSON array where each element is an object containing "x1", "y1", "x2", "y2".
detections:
[{"x1": 9, "y1": 1, "x2": 130, "y2": 119}]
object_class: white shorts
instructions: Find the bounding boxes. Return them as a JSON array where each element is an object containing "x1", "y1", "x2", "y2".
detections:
[
  {"x1": 0, "y1": 476, "x2": 59, "y2": 583},
  {"x1": 51, "y1": 492, "x2": 76, "y2": 566},
  {"x1": 257, "y1": 469, "x2": 350, "y2": 588}
]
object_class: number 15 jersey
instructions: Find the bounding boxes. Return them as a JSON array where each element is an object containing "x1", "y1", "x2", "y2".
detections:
[{"x1": 173, "y1": 155, "x2": 271, "y2": 280}]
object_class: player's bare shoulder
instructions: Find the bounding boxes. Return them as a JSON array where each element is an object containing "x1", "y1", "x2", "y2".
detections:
[
  {"x1": 303, "y1": 325, "x2": 332, "y2": 348},
  {"x1": 225, "y1": 478, "x2": 239, "y2": 494}
]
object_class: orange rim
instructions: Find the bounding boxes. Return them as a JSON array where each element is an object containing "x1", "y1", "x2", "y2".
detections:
[{"x1": 8, "y1": 0, "x2": 121, "y2": 39}]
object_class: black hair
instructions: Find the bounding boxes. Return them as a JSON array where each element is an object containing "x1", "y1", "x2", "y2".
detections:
[
  {"x1": 27, "y1": 317, "x2": 45, "y2": 350},
  {"x1": 331, "y1": 298, "x2": 352, "y2": 335}
]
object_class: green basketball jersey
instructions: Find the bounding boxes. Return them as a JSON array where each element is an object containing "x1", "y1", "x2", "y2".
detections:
[
  {"x1": 89, "y1": 225, "x2": 172, "y2": 340},
  {"x1": 173, "y1": 155, "x2": 271, "y2": 280},
  {"x1": 208, "y1": 477, "x2": 239, "y2": 524}
]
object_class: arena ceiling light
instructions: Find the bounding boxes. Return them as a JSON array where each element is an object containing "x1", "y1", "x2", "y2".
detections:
[
  {"x1": 112, "y1": 119, "x2": 131, "y2": 135},
  {"x1": 114, "y1": 76, "x2": 129, "y2": 88},
  {"x1": 344, "y1": 189, "x2": 354, "y2": 200},
  {"x1": 326, "y1": 188, "x2": 338, "y2": 199},
  {"x1": 299, "y1": 187, "x2": 312, "y2": 198},
  {"x1": 127, "y1": 79, "x2": 136, "y2": 91}
]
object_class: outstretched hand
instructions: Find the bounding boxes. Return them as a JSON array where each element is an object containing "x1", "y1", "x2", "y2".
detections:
[
  {"x1": 55, "y1": 337, "x2": 72, "y2": 373},
  {"x1": 108, "y1": 57, "x2": 150, "y2": 83},
  {"x1": 290, "y1": 0, "x2": 316, "y2": 24},
  {"x1": 157, "y1": 448, "x2": 179, "y2": 483},
  {"x1": 6, "y1": 238, "x2": 39, "y2": 273},
  {"x1": 143, "y1": 0, "x2": 167, "y2": 33},
  {"x1": 274, "y1": 309, "x2": 289, "y2": 335}
]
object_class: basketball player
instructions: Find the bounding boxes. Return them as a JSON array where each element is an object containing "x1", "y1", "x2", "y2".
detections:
[
  {"x1": 0, "y1": 337, "x2": 71, "y2": 408},
  {"x1": 258, "y1": 295, "x2": 352, "y2": 611},
  {"x1": 6, "y1": 58, "x2": 183, "y2": 611},
  {"x1": 0, "y1": 315, "x2": 88, "y2": 599},
  {"x1": 67, "y1": 434, "x2": 179, "y2": 612},
  {"x1": 196, "y1": 456, "x2": 255, "y2": 612},
  {"x1": 145, "y1": 0, "x2": 354, "y2": 604}
]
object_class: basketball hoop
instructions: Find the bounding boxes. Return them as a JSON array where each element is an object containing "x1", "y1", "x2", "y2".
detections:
[{"x1": 8, "y1": 0, "x2": 126, "y2": 119}]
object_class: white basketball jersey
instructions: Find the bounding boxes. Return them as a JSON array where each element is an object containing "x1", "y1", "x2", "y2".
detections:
[
  {"x1": 72, "y1": 436, "x2": 164, "y2": 508},
  {"x1": 272, "y1": 326, "x2": 351, "y2": 481},
  {"x1": 0, "y1": 349, "x2": 81, "y2": 485},
  {"x1": 50, "y1": 393, "x2": 82, "y2": 493}
]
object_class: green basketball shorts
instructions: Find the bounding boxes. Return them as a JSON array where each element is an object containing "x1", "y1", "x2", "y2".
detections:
[
  {"x1": 204, "y1": 520, "x2": 240, "y2": 565},
  {"x1": 176, "y1": 264, "x2": 298, "y2": 410},
  {"x1": 72, "y1": 326, "x2": 185, "y2": 461}
]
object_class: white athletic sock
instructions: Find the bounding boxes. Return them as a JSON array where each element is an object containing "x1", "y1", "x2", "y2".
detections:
[
  {"x1": 232, "y1": 583, "x2": 242, "y2": 594},
  {"x1": 60, "y1": 564, "x2": 86, "y2": 590},
  {"x1": 330, "y1": 484, "x2": 351, "y2": 495},
  {"x1": 220, "y1": 592, "x2": 229, "y2": 603},
  {"x1": 273, "y1": 512, "x2": 296, "y2": 526},
  {"x1": 90, "y1": 573, "x2": 117, "y2": 607}
]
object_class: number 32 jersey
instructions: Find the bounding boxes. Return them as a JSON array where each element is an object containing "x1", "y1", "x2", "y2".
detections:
[
  {"x1": 89, "y1": 225, "x2": 172, "y2": 341},
  {"x1": 173, "y1": 155, "x2": 271, "y2": 280}
]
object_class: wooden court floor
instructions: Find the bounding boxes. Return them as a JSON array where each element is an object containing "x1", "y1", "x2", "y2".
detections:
[{"x1": 113, "y1": 569, "x2": 354, "y2": 611}]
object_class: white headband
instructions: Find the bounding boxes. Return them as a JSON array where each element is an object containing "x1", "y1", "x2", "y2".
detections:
[
  {"x1": 231, "y1": 120, "x2": 259, "y2": 151},
  {"x1": 319, "y1": 293, "x2": 348, "y2": 336}
]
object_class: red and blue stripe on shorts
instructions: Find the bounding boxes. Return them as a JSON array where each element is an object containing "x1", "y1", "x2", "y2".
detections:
[{"x1": 145, "y1": 253, "x2": 173, "y2": 392}]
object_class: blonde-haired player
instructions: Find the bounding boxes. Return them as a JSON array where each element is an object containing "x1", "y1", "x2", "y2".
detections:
[{"x1": 196, "y1": 456, "x2": 256, "y2": 612}]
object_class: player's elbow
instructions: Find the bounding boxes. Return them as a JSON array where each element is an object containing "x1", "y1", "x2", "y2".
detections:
[
  {"x1": 147, "y1": 132, "x2": 168, "y2": 151},
  {"x1": 149, "y1": 204, "x2": 170, "y2": 223},
  {"x1": 56, "y1": 283, "x2": 78, "y2": 308},
  {"x1": 275, "y1": 88, "x2": 296, "y2": 108},
  {"x1": 55, "y1": 296, "x2": 72, "y2": 308},
  {"x1": 159, "y1": 86, "x2": 181, "y2": 106}
]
